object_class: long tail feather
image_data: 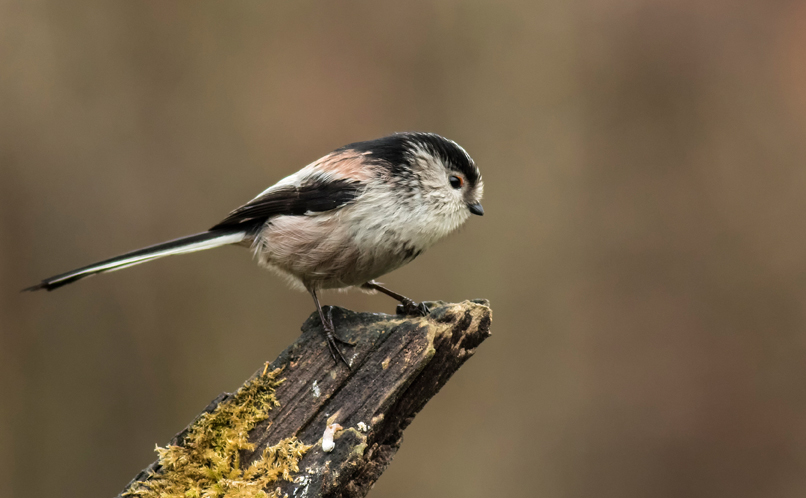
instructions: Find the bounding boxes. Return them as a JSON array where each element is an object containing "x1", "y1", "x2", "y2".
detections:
[{"x1": 23, "y1": 229, "x2": 247, "y2": 291}]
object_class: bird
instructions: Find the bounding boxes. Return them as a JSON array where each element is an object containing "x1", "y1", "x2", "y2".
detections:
[{"x1": 24, "y1": 132, "x2": 484, "y2": 366}]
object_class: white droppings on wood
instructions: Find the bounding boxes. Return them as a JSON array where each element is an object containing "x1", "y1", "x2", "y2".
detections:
[
  {"x1": 357, "y1": 422, "x2": 369, "y2": 432},
  {"x1": 322, "y1": 423, "x2": 342, "y2": 453},
  {"x1": 311, "y1": 380, "x2": 321, "y2": 398}
]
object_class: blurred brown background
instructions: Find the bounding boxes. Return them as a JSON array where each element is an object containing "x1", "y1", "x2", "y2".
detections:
[{"x1": 3, "y1": 1, "x2": 806, "y2": 497}]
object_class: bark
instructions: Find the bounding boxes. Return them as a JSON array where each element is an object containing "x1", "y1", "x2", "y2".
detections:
[{"x1": 117, "y1": 299, "x2": 492, "y2": 498}]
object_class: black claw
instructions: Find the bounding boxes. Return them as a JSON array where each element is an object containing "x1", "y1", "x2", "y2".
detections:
[
  {"x1": 364, "y1": 281, "x2": 429, "y2": 318},
  {"x1": 324, "y1": 307, "x2": 356, "y2": 346},
  {"x1": 321, "y1": 306, "x2": 353, "y2": 369},
  {"x1": 326, "y1": 335, "x2": 352, "y2": 369},
  {"x1": 397, "y1": 298, "x2": 430, "y2": 317}
]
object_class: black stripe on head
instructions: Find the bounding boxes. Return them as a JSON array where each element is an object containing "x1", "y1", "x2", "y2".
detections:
[
  {"x1": 337, "y1": 132, "x2": 479, "y2": 186},
  {"x1": 406, "y1": 132, "x2": 479, "y2": 185}
]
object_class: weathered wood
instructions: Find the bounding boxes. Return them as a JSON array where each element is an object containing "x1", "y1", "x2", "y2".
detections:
[{"x1": 117, "y1": 299, "x2": 492, "y2": 498}]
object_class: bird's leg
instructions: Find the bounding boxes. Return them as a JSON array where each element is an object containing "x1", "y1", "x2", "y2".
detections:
[
  {"x1": 363, "y1": 280, "x2": 430, "y2": 316},
  {"x1": 324, "y1": 306, "x2": 355, "y2": 346},
  {"x1": 309, "y1": 289, "x2": 353, "y2": 368}
]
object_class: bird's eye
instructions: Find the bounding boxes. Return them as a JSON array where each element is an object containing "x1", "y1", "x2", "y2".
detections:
[{"x1": 449, "y1": 175, "x2": 463, "y2": 189}]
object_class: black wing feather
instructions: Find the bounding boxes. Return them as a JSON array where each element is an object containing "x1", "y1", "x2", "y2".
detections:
[{"x1": 210, "y1": 178, "x2": 362, "y2": 230}]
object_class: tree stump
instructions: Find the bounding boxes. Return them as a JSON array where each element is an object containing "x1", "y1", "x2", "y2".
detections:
[{"x1": 117, "y1": 299, "x2": 492, "y2": 498}]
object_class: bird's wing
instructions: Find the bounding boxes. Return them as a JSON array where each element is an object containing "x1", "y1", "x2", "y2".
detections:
[
  {"x1": 211, "y1": 149, "x2": 374, "y2": 231},
  {"x1": 210, "y1": 176, "x2": 364, "y2": 231}
]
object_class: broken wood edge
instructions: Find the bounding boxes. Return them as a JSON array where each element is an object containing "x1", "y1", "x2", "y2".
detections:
[
  {"x1": 299, "y1": 299, "x2": 493, "y2": 498},
  {"x1": 116, "y1": 299, "x2": 492, "y2": 498}
]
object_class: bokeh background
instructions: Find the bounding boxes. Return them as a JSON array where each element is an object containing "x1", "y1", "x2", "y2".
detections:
[{"x1": 3, "y1": 1, "x2": 806, "y2": 497}]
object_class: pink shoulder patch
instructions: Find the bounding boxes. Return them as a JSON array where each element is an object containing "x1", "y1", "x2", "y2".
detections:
[{"x1": 313, "y1": 151, "x2": 374, "y2": 181}]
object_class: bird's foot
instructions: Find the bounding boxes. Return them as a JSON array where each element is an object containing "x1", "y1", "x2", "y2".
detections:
[
  {"x1": 397, "y1": 298, "x2": 430, "y2": 317},
  {"x1": 321, "y1": 307, "x2": 354, "y2": 368}
]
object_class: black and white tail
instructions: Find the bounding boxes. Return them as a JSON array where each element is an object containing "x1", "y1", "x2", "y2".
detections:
[{"x1": 23, "y1": 229, "x2": 248, "y2": 292}]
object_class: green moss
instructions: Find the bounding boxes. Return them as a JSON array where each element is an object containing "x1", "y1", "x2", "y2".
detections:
[
  {"x1": 351, "y1": 442, "x2": 367, "y2": 458},
  {"x1": 124, "y1": 367, "x2": 311, "y2": 498}
]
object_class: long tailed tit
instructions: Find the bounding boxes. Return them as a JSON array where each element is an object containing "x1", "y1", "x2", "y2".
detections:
[{"x1": 25, "y1": 132, "x2": 485, "y2": 366}]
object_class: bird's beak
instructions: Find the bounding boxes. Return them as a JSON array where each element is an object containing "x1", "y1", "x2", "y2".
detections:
[{"x1": 468, "y1": 203, "x2": 484, "y2": 216}]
